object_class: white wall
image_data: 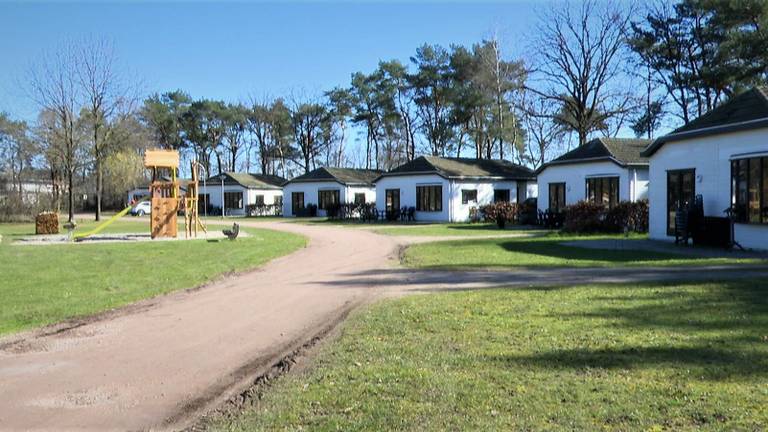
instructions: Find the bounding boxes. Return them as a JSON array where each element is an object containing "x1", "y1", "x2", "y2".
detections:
[
  {"x1": 375, "y1": 175, "x2": 533, "y2": 222},
  {"x1": 199, "y1": 184, "x2": 282, "y2": 216},
  {"x1": 282, "y1": 181, "x2": 376, "y2": 217},
  {"x1": 648, "y1": 128, "x2": 768, "y2": 250},
  {"x1": 536, "y1": 161, "x2": 647, "y2": 212}
]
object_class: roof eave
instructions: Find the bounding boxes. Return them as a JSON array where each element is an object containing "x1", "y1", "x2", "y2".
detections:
[{"x1": 642, "y1": 117, "x2": 768, "y2": 157}]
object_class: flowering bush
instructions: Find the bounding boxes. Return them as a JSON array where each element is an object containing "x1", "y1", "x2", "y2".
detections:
[
  {"x1": 604, "y1": 200, "x2": 649, "y2": 233},
  {"x1": 480, "y1": 202, "x2": 518, "y2": 228},
  {"x1": 562, "y1": 200, "x2": 649, "y2": 233}
]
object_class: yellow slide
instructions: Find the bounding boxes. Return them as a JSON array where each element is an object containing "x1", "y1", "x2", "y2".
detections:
[{"x1": 73, "y1": 200, "x2": 147, "y2": 241}]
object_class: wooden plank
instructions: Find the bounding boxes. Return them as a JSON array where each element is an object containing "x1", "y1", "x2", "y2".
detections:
[{"x1": 144, "y1": 150, "x2": 180, "y2": 169}]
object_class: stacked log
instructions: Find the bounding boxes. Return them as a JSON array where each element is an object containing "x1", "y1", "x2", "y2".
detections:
[{"x1": 35, "y1": 212, "x2": 59, "y2": 235}]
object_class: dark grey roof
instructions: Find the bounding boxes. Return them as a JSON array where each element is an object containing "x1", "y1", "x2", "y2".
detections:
[
  {"x1": 286, "y1": 167, "x2": 382, "y2": 186},
  {"x1": 205, "y1": 172, "x2": 286, "y2": 189},
  {"x1": 539, "y1": 137, "x2": 651, "y2": 172},
  {"x1": 642, "y1": 86, "x2": 768, "y2": 157},
  {"x1": 378, "y1": 156, "x2": 535, "y2": 181}
]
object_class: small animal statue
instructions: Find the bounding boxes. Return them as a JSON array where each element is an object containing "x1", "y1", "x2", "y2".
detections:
[{"x1": 222, "y1": 222, "x2": 240, "y2": 241}]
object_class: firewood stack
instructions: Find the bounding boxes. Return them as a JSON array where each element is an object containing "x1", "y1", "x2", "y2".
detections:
[{"x1": 35, "y1": 212, "x2": 59, "y2": 235}]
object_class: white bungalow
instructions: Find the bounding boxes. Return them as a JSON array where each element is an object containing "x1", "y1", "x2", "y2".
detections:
[
  {"x1": 200, "y1": 172, "x2": 286, "y2": 216},
  {"x1": 282, "y1": 167, "x2": 380, "y2": 217},
  {"x1": 642, "y1": 86, "x2": 768, "y2": 250},
  {"x1": 373, "y1": 156, "x2": 536, "y2": 222},
  {"x1": 536, "y1": 138, "x2": 651, "y2": 212}
]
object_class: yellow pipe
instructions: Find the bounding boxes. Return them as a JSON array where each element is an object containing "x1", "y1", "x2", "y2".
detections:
[{"x1": 73, "y1": 197, "x2": 150, "y2": 241}]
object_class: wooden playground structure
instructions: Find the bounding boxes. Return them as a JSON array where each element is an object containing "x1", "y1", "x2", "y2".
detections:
[{"x1": 144, "y1": 149, "x2": 207, "y2": 239}]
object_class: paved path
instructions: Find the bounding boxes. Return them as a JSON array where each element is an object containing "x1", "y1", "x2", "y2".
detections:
[{"x1": 1, "y1": 221, "x2": 767, "y2": 431}]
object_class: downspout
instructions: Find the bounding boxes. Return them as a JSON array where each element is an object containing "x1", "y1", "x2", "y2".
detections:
[{"x1": 631, "y1": 169, "x2": 637, "y2": 202}]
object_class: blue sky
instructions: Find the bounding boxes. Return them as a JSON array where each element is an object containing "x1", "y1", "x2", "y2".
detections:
[{"x1": 0, "y1": 1, "x2": 540, "y2": 122}]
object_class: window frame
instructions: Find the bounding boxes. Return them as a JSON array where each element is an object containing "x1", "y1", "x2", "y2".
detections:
[
  {"x1": 548, "y1": 182, "x2": 566, "y2": 212},
  {"x1": 254, "y1": 194, "x2": 265, "y2": 206},
  {"x1": 585, "y1": 176, "x2": 620, "y2": 208},
  {"x1": 461, "y1": 189, "x2": 478, "y2": 205},
  {"x1": 317, "y1": 189, "x2": 340, "y2": 210},
  {"x1": 731, "y1": 156, "x2": 767, "y2": 225},
  {"x1": 291, "y1": 192, "x2": 304, "y2": 215},
  {"x1": 354, "y1": 192, "x2": 366, "y2": 205},
  {"x1": 494, "y1": 189, "x2": 510, "y2": 203},
  {"x1": 416, "y1": 185, "x2": 442, "y2": 212},
  {"x1": 224, "y1": 191, "x2": 243, "y2": 210}
]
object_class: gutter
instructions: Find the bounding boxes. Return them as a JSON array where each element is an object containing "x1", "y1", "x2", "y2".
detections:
[{"x1": 642, "y1": 116, "x2": 768, "y2": 157}]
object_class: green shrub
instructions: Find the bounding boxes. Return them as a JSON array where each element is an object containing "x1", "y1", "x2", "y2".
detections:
[
  {"x1": 562, "y1": 201, "x2": 605, "y2": 233},
  {"x1": 604, "y1": 200, "x2": 649, "y2": 233}
]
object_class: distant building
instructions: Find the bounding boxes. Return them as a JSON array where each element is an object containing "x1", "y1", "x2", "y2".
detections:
[
  {"x1": 536, "y1": 138, "x2": 651, "y2": 213},
  {"x1": 282, "y1": 167, "x2": 380, "y2": 217},
  {"x1": 200, "y1": 172, "x2": 286, "y2": 216},
  {"x1": 375, "y1": 156, "x2": 536, "y2": 222},
  {"x1": 0, "y1": 171, "x2": 53, "y2": 205}
]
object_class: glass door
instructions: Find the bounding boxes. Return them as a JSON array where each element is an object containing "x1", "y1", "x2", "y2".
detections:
[{"x1": 667, "y1": 169, "x2": 695, "y2": 235}]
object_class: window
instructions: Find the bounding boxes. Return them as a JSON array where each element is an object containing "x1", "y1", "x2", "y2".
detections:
[
  {"x1": 585, "y1": 177, "x2": 619, "y2": 208},
  {"x1": 318, "y1": 189, "x2": 340, "y2": 210},
  {"x1": 291, "y1": 192, "x2": 304, "y2": 215},
  {"x1": 274, "y1": 195, "x2": 283, "y2": 206},
  {"x1": 385, "y1": 189, "x2": 400, "y2": 211},
  {"x1": 199, "y1": 193, "x2": 210, "y2": 210},
  {"x1": 548, "y1": 183, "x2": 566, "y2": 211},
  {"x1": 416, "y1": 185, "x2": 442, "y2": 212},
  {"x1": 254, "y1": 195, "x2": 265, "y2": 206},
  {"x1": 494, "y1": 189, "x2": 510, "y2": 202},
  {"x1": 731, "y1": 156, "x2": 767, "y2": 224},
  {"x1": 461, "y1": 189, "x2": 478, "y2": 204},
  {"x1": 354, "y1": 193, "x2": 366, "y2": 205},
  {"x1": 224, "y1": 192, "x2": 243, "y2": 209}
]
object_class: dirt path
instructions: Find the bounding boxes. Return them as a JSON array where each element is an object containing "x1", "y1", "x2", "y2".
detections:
[
  {"x1": 2, "y1": 221, "x2": 767, "y2": 431},
  {"x1": 0, "y1": 222, "x2": 399, "y2": 432}
]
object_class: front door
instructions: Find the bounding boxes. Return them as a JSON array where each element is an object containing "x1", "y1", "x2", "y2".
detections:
[
  {"x1": 385, "y1": 189, "x2": 400, "y2": 212},
  {"x1": 516, "y1": 181, "x2": 527, "y2": 203},
  {"x1": 291, "y1": 192, "x2": 304, "y2": 216},
  {"x1": 667, "y1": 169, "x2": 695, "y2": 235}
]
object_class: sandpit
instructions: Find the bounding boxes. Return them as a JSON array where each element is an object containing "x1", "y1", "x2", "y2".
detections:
[{"x1": 13, "y1": 230, "x2": 249, "y2": 246}]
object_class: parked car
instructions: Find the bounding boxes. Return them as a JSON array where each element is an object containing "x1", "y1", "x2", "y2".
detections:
[{"x1": 130, "y1": 201, "x2": 152, "y2": 216}]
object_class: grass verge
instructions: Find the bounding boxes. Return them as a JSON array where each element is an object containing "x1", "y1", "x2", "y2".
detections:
[
  {"x1": 0, "y1": 220, "x2": 306, "y2": 335},
  {"x1": 402, "y1": 233, "x2": 767, "y2": 268},
  {"x1": 213, "y1": 279, "x2": 768, "y2": 431}
]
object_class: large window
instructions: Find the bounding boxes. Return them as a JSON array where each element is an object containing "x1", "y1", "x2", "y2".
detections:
[
  {"x1": 731, "y1": 157, "x2": 768, "y2": 224},
  {"x1": 461, "y1": 189, "x2": 477, "y2": 204},
  {"x1": 548, "y1": 183, "x2": 566, "y2": 211},
  {"x1": 254, "y1": 194, "x2": 265, "y2": 206},
  {"x1": 354, "y1": 193, "x2": 366, "y2": 205},
  {"x1": 224, "y1": 191, "x2": 243, "y2": 209},
  {"x1": 416, "y1": 185, "x2": 442, "y2": 212},
  {"x1": 585, "y1": 177, "x2": 619, "y2": 208},
  {"x1": 494, "y1": 189, "x2": 510, "y2": 202},
  {"x1": 318, "y1": 189, "x2": 340, "y2": 210}
]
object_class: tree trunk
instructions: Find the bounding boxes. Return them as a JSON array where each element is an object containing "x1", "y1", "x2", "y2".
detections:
[
  {"x1": 95, "y1": 156, "x2": 102, "y2": 221},
  {"x1": 68, "y1": 169, "x2": 75, "y2": 223}
]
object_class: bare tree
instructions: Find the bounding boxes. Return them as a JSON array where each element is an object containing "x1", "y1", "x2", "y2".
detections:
[
  {"x1": 27, "y1": 44, "x2": 85, "y2": 222},
  {"x1": 288, "y1": 93, "x2": 329, "y2": 174},
  {"x1": 519, "y1": 93, "x2": 567, "y2": 169},
  {"x1": 76, "y1": 37, "x2": 138, "y2": 220},
  {"x1": 529, "y1": 0, "x2": 638, "y2": 146}
]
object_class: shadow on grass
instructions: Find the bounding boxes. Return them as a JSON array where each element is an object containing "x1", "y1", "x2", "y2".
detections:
[
  {"x1": 489, "y1": 345, "x2": 766, "y2": 381},
  {"x1": 490, "y1": 279, "x2": 768, "y2": 381}
]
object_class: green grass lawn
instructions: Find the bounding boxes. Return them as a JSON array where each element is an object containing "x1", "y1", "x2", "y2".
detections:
[
  {"x1": 214, "y1": 279, "x2": 768, "y2": 431},
  {"x1": 402, "y1": 233, "x2": 767, "y2": 269},
  {"x1": 0, "y1": 220, "x2": 306, "y2": 335}
]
